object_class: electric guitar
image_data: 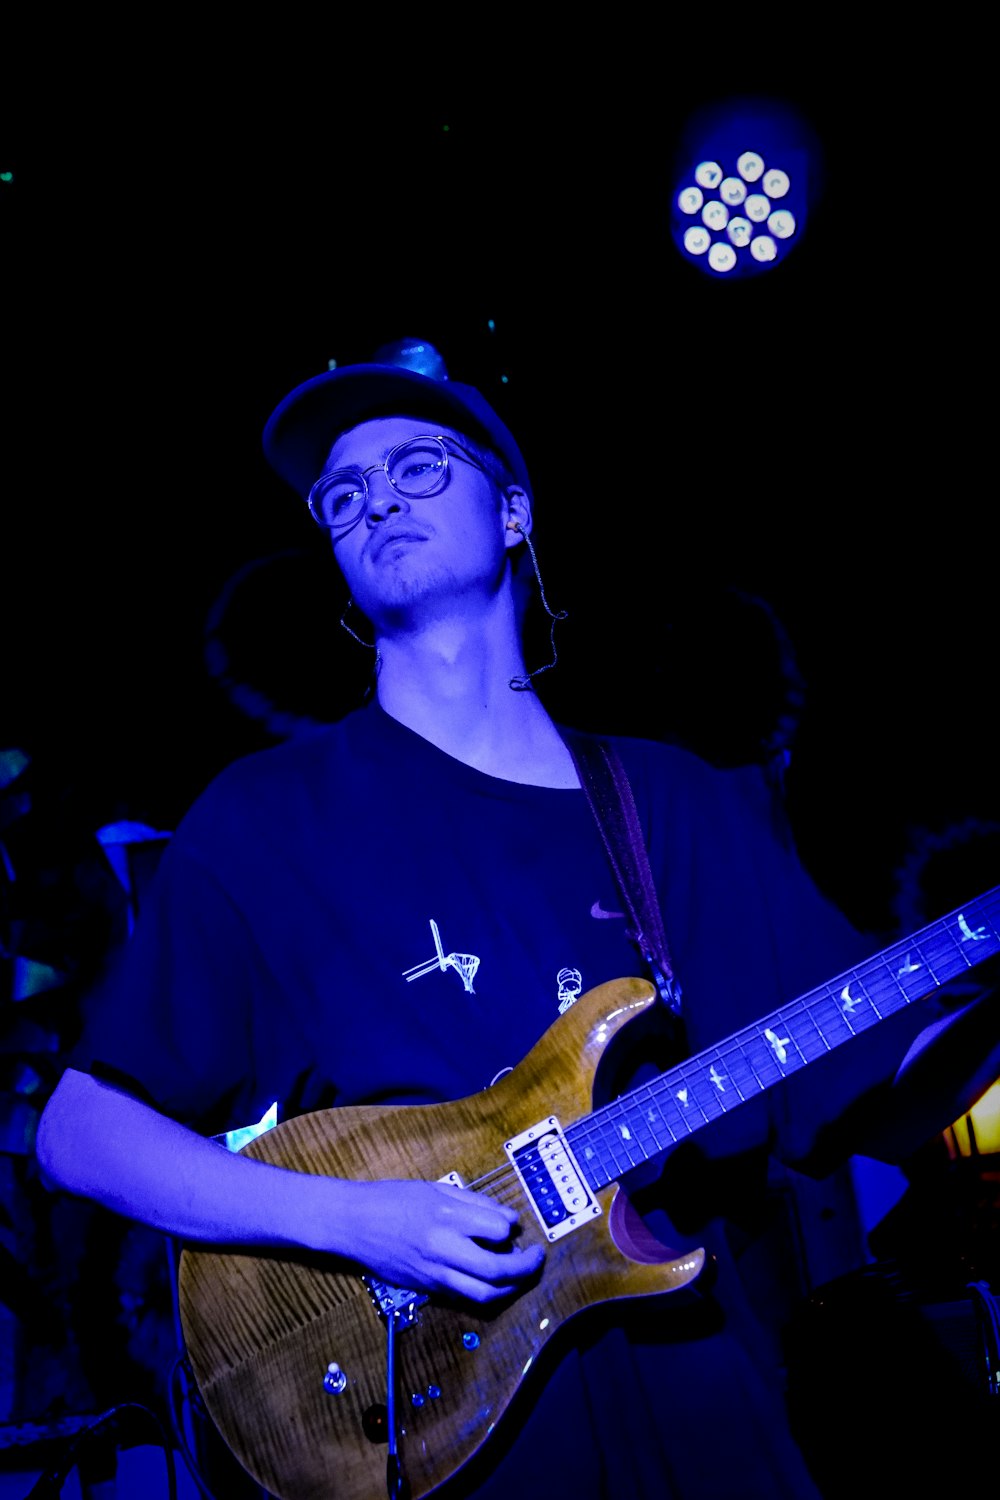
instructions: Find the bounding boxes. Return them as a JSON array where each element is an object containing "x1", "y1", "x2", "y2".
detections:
[{"x1": 178, "y1": 886, "x2": 999, "y2": 1500}]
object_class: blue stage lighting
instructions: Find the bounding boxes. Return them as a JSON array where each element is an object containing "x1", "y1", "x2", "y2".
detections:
[
  {"x1": 369, "y1": 337, "x2": 450, "y2": 379},
  {"x1": 671, "y1": 96, "x2": 822, "y2": 280}
]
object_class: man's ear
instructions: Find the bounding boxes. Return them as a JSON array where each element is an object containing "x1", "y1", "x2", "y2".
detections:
[{"x1": 502, "y1": 487, "x2": 532, "y2": 548}]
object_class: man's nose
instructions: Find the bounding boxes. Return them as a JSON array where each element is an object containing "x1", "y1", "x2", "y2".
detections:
[{"x1": 364, "y1": 471, "x2": 411, "y2": 525}]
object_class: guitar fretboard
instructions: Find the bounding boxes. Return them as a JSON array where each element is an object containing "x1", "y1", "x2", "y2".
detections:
[{"x1": 568, "y1": 887, "x2": 1000, "y2": 1191}]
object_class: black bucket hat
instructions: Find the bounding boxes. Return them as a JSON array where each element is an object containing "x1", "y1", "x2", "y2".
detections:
[{"x1": 263, "y1": 364, "x2": 534, "y2": 501}]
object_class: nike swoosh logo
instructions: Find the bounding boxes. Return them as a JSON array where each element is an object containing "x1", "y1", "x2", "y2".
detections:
[{"x1": 591, "y1": 900, "x2": 625, "y2": 920}]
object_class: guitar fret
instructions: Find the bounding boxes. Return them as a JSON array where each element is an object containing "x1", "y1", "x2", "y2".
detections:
[
  {"x1": 808, "y1": 992, "x2": 859, "y2": 1047},
  {"x1": 602, "y1": 1118, "x2": 645, "y2": 1173},
  {"x1": 683, "y1": 1049, "x2": 751, "y2": 1107},
  {"x1": 789, "y1": 1003, "x2": 836, "y2": 1057},
  {"x1": 668, "y1": 1062, "x2": 720, "y2": 1117},
  {"x1": 724, "y1": 1040, "x2": 768, "y2": 1095},
  {"x1": 740, "y1": 1026, "x2": 801, "y2": 1083},
  {"x1": 575, "y1": 1113, "x2": 646, "y2": 1187},
  {"x1": 710, "y1": 1053, "x2": 750, "y2": 1102},
  {"x1": 571, "y1": 1083, "x2": 694, "y2": 1191},
  {"x1": 639, "y1": 1087, "x2": 697, "y2": 1143},
  {"x1": 568, "y1": 887, "x2": 1000, "y2": 1196},
  {"x1": 815, "y1": 981, "x2": 879, "y2": 1038}
]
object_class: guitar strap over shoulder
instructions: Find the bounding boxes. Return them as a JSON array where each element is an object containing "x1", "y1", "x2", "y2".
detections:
[{"x1": 565, "y1": 732, "x2": 683, "y2": 1019}]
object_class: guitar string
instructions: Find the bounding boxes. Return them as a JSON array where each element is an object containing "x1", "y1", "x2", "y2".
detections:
[{"x1": 459, "y1": 896, "x2": 1000, "y2": 1205}]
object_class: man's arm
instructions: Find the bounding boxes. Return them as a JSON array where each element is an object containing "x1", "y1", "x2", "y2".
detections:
[
  {"x1": 874, "y1": 979, "x2": 1000, "y2": 1162},
  {"x1": 783, "y1": 977, "x2": 1000, "y2": 1175},
  {"x1": 35, "y1": 1067, "x2": 544, "y2": 1301}
]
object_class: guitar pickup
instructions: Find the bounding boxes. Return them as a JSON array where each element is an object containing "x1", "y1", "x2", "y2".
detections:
[{"x1": 505, "y1": 1117, "x2": 600, "y2": 1242}]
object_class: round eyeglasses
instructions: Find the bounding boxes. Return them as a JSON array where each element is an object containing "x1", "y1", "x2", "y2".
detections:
[{"x1": 307, "y1": 434, "x2": 486, "y2": 532}]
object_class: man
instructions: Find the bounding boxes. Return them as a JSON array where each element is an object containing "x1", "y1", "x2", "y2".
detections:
[{"x1": 36, "y1": 359, "x2": 1000, "y2": 1499}]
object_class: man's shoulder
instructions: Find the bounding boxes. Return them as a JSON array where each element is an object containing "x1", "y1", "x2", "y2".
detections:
[
  {"x1": 562, "y1": 723, "x2": 786, "y2": 834},
  {"x1": 177, "y1": 707, "x2": 377, "y2": 830},
  {"x1": 565, "y1": 723, "x2": 736, "y2": 784}
]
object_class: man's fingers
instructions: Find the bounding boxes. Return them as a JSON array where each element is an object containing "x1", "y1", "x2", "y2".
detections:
[
  {"x1": 456, "y1": 1238, "x2": 545, "y2": 1286},
  {"x1": 444, "y1": 1250, "x2": 544, "y2": 1305},
  {"x1": 435, "y1": 1183, "x2": 521, "y2": 1242}
]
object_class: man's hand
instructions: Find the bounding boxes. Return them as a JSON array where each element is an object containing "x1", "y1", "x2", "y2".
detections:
[
  {"x1": 323, "y1": 1178, "x2": 546, "y2": 1303},
  {"x1": 37, "y1": 1070, "x2": 546, "y2": 1303}
]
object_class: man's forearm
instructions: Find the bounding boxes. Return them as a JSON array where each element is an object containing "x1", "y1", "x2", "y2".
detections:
[
  {"x1": 872, "y1": 983, "x2": 1000, "y2": 1164},
  {"x1": 35, "y1": 1066, "x2": 334, "y2": 1249}
]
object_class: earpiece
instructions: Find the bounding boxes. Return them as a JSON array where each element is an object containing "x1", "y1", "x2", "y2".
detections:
[{"x1": 506, "y1": 521, "x2": 522, "y2": 532}]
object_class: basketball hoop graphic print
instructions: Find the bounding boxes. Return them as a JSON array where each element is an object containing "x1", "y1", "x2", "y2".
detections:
[{"x1": 403, "y1": 919, "x2": 481, "y2": 994}]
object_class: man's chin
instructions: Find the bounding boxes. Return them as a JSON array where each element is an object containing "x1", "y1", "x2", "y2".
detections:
[{"x1": 358, "y1": 565, "x2": 464, "y2": 620}]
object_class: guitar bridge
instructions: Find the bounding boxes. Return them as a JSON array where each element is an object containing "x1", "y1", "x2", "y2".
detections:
[
  {"x1": 506, "y1": 1116, "x2": 600, "y2": 1241},
  {"x1": 362, "y1": 1275, "x2": 428, "y2": 1328},
  {"x1": 361, "y1": 1170, "x2": 462, "y2": 1327}
]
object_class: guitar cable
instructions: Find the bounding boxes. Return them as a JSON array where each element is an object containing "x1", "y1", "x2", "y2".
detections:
[
  {"x1": 967, "y1": 1279, "x2": 1000, "y2": 1399},
  {"x1": 21, "y1": 1402, "x2": 178, "y2": 1499},
  {"x1": 167, "y1": 1352, "x2": 269, "y2": 1500},
  {"x1": 385, "y1": 1309, "x2": 411, "y2": 1500}
]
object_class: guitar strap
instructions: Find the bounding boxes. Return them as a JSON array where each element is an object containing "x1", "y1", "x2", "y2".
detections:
[{"x1": 565, "y1": 731, "x2": 684, "y2": 1021}]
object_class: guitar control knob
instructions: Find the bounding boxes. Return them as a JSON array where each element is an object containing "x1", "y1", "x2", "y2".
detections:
[{"x1": 323, "y1": 1362, "x2": 348, "y2": 1395}]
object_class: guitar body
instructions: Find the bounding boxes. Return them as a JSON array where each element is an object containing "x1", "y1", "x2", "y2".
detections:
[
  {"x1": 178, "y1": 883, "x2": 1000, "y2": 1498},
  {"x1": 178, "y1": 976, "x2": 705, "y2": 1500}
]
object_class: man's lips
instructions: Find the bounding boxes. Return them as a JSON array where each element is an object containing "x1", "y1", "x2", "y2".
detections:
[{"x1": 368, "y1": 527, "x2": 428, "y2": 560}]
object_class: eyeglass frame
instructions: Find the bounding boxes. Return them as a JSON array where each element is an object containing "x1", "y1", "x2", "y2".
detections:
[{"x1": 306, "y1": 433, "x2": 495, "y2": 533}]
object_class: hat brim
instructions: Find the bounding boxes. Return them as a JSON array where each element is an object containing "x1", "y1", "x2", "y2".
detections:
[{"x1": 263, "y1": 365, "x2": 533, "y2": 501}]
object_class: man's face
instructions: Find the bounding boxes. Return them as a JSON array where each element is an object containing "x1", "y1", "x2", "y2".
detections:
[{"x1": 322, "y1": 415, "x2": 510, "y2": 629}]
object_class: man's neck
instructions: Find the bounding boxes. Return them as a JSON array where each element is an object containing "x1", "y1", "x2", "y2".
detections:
[{"x1": 374, "y1": 623, "x2": 579, "y2": 788}]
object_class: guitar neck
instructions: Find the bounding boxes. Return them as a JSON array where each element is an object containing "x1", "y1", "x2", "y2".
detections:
[{"x1": 570, "y1": 886, "x2": 1000, "y2": 1192}]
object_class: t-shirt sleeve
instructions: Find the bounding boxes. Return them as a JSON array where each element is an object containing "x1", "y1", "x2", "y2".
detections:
[{"x1": 68, "y1": 834, "x2": 278, "y2": 1136}]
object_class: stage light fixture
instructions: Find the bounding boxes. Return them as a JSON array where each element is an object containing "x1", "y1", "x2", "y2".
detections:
[
  {"x1": 944, "y1": 1077, "x2": 1000, "y2": 1158},
  {"x1": 670, "y1": 96, "x2": 822, "y2": 280}
]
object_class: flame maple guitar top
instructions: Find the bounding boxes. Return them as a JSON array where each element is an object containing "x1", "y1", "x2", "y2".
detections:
[{"x1": 178, "y1": 976, "x2": 706, "y2": 1500}]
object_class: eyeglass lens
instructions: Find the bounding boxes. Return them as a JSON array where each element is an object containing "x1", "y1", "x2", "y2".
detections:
[{"x1": 310, "y1": 437, "x2": 450, "y2": 529}]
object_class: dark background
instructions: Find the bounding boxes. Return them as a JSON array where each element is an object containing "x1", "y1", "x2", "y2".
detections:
[
  {"x1": 1, "y1": 27, "x2": 996, "y2": 936},
  {"x1": 0, "y1": 25, "x2": 998, "y2": 1480}
]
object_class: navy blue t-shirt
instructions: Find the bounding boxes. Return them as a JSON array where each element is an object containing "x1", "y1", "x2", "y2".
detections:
[
  {"x1": 71, "y1": 704, "x2": 936, "y2": 1498},
  {"x1": 76, "y1": 704, "x2": 886, "y2": 1128}
]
